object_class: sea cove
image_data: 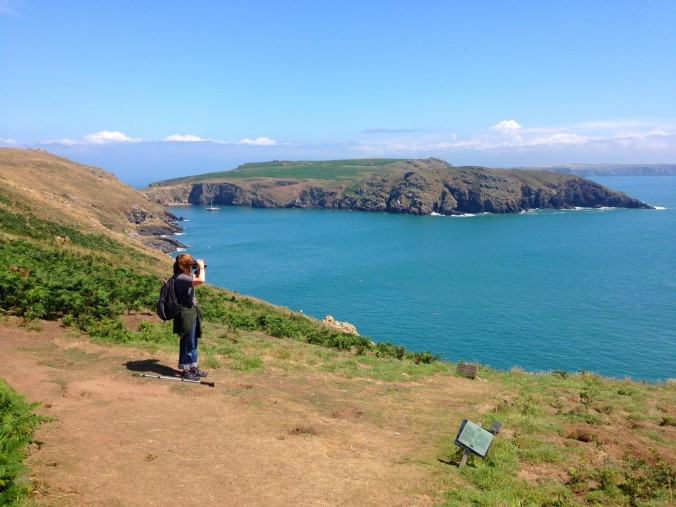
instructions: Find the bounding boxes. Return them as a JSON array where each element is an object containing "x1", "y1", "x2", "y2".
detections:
[{"x1": 171, "y1": 176, "x2": 676, "y2": 381}]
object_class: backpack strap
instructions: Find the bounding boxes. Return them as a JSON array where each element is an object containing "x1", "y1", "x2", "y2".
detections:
[{"x1": 172, "y1": 272, "x2": 193, "y2": 308}]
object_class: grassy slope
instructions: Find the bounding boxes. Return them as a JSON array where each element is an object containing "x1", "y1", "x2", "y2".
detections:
[
  {"x1": 1, "y1": 149, "x2": 674, "y2": 506},
  {"x1": 151, "y1": 159, "x2": 407, "y2": 186},
  {"x1": 149, "y1": 159, "x2": 605, "y2": 188}
]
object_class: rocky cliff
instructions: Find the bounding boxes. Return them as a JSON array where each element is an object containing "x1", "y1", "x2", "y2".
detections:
[{"x1": 144, "y1": 158, "x2": 653, "y2": 214}]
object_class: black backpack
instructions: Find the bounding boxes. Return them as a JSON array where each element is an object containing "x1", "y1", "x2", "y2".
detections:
[{"x1": 156, "y1": 275, "x2": 181, "y2": 321}]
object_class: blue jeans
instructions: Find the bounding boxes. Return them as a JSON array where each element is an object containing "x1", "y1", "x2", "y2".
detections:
[{"x1": 178, "y1": 320, "x2": 198, "y2": 370}]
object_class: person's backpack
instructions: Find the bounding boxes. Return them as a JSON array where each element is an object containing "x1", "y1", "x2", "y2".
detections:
[{"x1": 156, "y1": 275, "x2": 181, "y2": 321}]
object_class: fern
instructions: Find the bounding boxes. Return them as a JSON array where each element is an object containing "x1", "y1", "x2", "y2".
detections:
[{"x1": 0, "y1": 380, "x2": 51, "y2": 504}]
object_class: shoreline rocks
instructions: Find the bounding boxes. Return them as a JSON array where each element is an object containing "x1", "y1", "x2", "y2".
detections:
[
  {"x1": 124, "y1": 207, "x2": 187, "y2": 253},
  {"x1": 322, "y1": 315, "x2": 359, "y2": 335}
]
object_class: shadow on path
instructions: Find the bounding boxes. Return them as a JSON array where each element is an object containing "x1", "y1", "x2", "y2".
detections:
[{"x1": 124, "y1": 358, "x2": 177, "y2": 377}]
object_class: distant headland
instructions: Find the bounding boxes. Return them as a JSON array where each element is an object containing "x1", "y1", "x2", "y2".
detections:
[
  {"x1": 144, "y1": 158, "x2": 654, "y2": 214},
  {"x1": 516, "y1": 163, "x2": 676, "y2": 177}
]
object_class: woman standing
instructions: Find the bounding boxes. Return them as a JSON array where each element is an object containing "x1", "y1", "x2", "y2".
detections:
[{"x1": 172, "y1": 253, "x2": 207, "y2": 380}]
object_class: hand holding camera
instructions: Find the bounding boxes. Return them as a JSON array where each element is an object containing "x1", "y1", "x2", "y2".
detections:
[{"x1": 192, "y1": 259, "x2": 207, "y2": 272}]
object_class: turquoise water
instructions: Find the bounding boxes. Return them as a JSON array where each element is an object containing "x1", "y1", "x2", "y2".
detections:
[{"x1": 170, "y1": 176, "x2": 676, "y2": 381}]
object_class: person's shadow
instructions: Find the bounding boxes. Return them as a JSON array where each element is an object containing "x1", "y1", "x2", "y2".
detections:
[{"x1": 124, "y1": 359, "x2": 178, "y2": 377}]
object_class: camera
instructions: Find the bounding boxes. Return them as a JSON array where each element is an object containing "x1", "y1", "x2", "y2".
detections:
[{"x1": 192, "y1": 260, "x2": 207, "y2": 271}]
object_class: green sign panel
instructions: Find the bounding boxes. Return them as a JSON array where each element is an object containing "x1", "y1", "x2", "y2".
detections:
[{"x1": 454, "y1": 420, "x2": 495, "y2": 457}]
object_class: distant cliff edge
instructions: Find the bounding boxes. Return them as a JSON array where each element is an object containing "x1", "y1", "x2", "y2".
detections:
[
  {"x1": 521, "y1": 163, "x2": 676, "y2": 177},
  {"x1": 144, "y1": 158, "x2": 654, "y2": 214}
]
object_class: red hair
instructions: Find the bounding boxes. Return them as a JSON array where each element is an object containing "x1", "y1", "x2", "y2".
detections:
[{"x1": 173, "y1": 253, "x2": 194, "y2": 275}]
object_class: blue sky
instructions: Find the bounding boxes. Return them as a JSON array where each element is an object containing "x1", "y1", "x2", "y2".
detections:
[{"x1": 1, "y1": 0, "x2": 675, "y2": 187}]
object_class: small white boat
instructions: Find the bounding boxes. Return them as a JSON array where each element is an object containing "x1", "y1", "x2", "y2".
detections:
[{"x1": 206, "y1": 198, "x2": 220, "y2": 211}]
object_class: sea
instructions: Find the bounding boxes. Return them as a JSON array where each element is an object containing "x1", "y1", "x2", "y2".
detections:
[{"x1": 169, "y1": 176, "x2": 676, "y2": 382}]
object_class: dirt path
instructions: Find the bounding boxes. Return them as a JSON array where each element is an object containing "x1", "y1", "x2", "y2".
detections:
[{"x1": 1, "y1": 319, "x2": 495, "y2": 506}]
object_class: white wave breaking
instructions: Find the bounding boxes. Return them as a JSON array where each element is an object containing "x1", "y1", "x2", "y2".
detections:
[{"x1": 429, "y1": 211, "x2": 476, "y2": 217}]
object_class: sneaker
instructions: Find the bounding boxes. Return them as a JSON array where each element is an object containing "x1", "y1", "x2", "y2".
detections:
[
  {"x1": 181, "y1": 369, "x2": 199, "y2": 381},
  {"x1": 191, "y1": 367, "x2": 208, "y2": 378}
]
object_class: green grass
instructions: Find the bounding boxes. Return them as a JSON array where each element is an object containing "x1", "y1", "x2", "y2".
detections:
[
  {"x1": 151, "y1": 159, "x2": 406, "y2": 185},
  {"x1": 0, "y1": 207, "x2": 153, "y2": 263},
  {"x1": 229, "y1": 354, "x2": 264, "y2": 372},
  {"x1": 226, "y1": 159, "x2": 404, "y2": 180},
  {"x1": 445, "y1": 371, "x2": 676, "y2": 506}
]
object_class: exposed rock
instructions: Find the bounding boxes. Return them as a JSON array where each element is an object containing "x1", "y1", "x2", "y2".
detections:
[
  {"x1": 292, "y1": 186, "x2": 338, "y2": 208},
  {"x1": 322, "y1": 315, "x2": 359, "y2": 335},
  {"x1": 139, "y1": 235, "x2": 186, "y2": 254},
  {"x1": 144, "y1": 184, "x2": 192, "y2": 205},
  {"x1": 126, "y1": 207, "x2": 148, "y2": 224},
  {"x1": 137, "y1": 223, "x2": 181, "y2": 237},
  {"x1": 130, "y1": 207, "x2": 185, "y2": 252}
]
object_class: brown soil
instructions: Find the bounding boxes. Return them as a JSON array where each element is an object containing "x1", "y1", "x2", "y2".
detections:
[{"x1": 1, "y1": 318, "x2": 495, "y2": 506}]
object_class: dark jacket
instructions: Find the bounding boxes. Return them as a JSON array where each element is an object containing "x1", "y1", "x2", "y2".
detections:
[{"x1": 171, "y1": 272, "x2": 203, "y2": 336}]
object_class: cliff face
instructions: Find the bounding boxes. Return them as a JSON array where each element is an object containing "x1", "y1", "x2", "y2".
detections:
[{"x1": 144, "y1": 159, "x2": 653, "y2": 214}]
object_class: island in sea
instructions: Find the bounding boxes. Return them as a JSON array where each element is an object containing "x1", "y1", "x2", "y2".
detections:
[{"x1": 144, "y1": 158, "x2": 654, "y2": 215}]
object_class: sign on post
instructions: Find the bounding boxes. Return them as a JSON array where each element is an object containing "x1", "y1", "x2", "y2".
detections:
[{"x1": 454, "y1": 419, "x2": 500, "y2": 467}]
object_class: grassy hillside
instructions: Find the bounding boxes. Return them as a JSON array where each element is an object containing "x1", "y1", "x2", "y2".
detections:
[
  {"x1": 150, "y1": 159, "x2": 407, "y2": 186},
  {"x1": 0, "y1": 148, "x2": 181, "y2": 258},
  {"x1": 149, "y1": 160, "x2": 676, "y2": 188},
  {"x1": 1, "y1": 149, "x2": 674, "y2": 506}
]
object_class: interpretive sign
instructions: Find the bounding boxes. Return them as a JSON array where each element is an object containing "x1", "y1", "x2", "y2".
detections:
[
  {"x1": 456, "y1": 362, "x2": 478, "y2": 379},
  {"x1": 455, "y1": 419, "x2": 494, "y2": 457},
  {"x1": 454, "y1": 419, "x2": 499, "y2": 467}
]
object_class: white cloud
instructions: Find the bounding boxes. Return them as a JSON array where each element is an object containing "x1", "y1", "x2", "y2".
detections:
[
  {"x1": 616, "y1": 128, "x2": 667, "y2": 140},
  {"x1": 38, "y1": 132, "x2": 279, "y2": 147},
  {"x1": 607, "y1": 129, "x2": 674, "y2": 151},
  {"x1": 237, "y1": 137, "x2": 277, "y2": 145},
  {"x1": 163, "y1": 134, "x2": 206, "y2": 142},
  {"x1": 352, "y1": 119, "x2": 675, "y2": 157},
  {"x1": 41, "y1": 130, "x2": 142, "y2": 146},
  {"x1": 161, "y1": 134, "x2": 278, "y2": 145},
  {"x1": 84, "y1": 131, "x2": 142, "y2": 144},
  {"x1": 41, "y1": 137, "x2": 81, "y2": 146},
  {"x1": 0, "y1": 137, "x2": 18, "y2": 145},
  {"x1": 526, "y1": 132, "x2": 588, "y2": 146},
  {"x1": 491, "y1": 120, "x2": 522, "y2": 133},
  {"x1": 22, "y1": 120, "x2": 675, "y2": 177},
  {"x1": 490, "y1": 120, "x2": 524, "y2": 146}
]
